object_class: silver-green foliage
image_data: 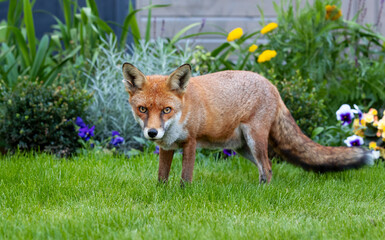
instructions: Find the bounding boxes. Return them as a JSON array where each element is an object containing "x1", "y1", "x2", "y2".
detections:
[{"x1": 85, "y1": 38, "x2": 193, "y2": 151}]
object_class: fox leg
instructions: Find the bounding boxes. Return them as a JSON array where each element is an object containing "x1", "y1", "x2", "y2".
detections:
[
  {"x1": 158, "y1": 148, "x2": 174, "y2": 183},
  {"x1": 181, "y1": 138, "x2": 197, "y2": 184},
  {"x1": 241, "y1": 125, "x2": 272, "y2": 184}
]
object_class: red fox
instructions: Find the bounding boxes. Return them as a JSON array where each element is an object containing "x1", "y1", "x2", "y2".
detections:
[{"x1": 122, "y1": 63, "x2": 374, "y2": 184}]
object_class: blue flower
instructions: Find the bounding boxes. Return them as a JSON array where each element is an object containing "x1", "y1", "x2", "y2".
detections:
[
  {"x1": 352, "y1": 104, "x2": 363, "y2": 121},
  {"x1": 223, "y1": 149, "x2": 236, "y2": 157},
  {"x1": 111, "y1": 136, "x2": 124, "y2": 146},
  {"x1": 336, "y1": 104, "x2": 354, "y2": 126},
  {"x1": 75, "y1": 117, "x2": 94, "y2": 141},
  {"x1": 344, "y1": 135, "x2": 364, "y2": 147},
  {"x1": 110, "y1": 130, "x2": 124, "y2": 146},
  {"x1": 154, "y1": 146, "x2": 160, "y2": 154},
  {"x1": 78, "y1": 125, "x2": 95, "y2": 141},
  {"x1": 75, "y1": 116, "x2": 87, "y2": 128}
]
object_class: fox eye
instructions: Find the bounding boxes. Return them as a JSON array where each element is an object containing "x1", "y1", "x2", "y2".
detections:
[
  {"x1": 138, "y1": 106, "x2": 147, "y2": 113},
  {"x1": 162, "y1": 107, "x2": 172, "y2": 114}
]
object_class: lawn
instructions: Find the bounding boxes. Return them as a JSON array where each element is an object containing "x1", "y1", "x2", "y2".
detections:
[{"x1": 0, "y1": 150, "x2": 384, "y2": 239}]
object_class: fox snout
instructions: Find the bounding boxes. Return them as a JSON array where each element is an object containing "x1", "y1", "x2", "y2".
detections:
[
  {"x1": 147, "y1": 128, "x2": 158, "y2": 138},
  {"x1": 143, "y1": 127, "x2": 165, "y2": 140}
]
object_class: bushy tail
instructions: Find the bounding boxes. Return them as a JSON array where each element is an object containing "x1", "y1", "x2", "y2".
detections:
[{"x1": 269, "y1": 100, "x2": 374, "y2": 172}]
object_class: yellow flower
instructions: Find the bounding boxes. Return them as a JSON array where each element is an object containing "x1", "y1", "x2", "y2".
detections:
[
  {"x1": 248, "y1": 44, "x2": 258, "y2": 53},
  {"x1": 363, "y1": 113, "x2": 374, "y2": 123},
  {"x1": 353, "y1": 118, "x2": 360, "y2": 129},
  {"x1": 369, "y1": 108, "x2": 378, "y2": 116},
  {"x1": 369, "y1": 142, "x2": 377, "y2": 150},
  {"x1": 257, "y1": 50, "x2": 277, "y2": 63},
  {"x1": 227, "y1": 28, "x2": 243, "y2": 42},
  {"x1": 354, "y1": 129, "x2": 364, "y2": 137},
  {"x1": 378, "y1": 119, "x2": 385, "y2": 131},
  {"x1": 325, "y1": 5, "x2": 342, "y2": 20},
  {"x1": 260, "y1": 22, "x2": 278, "y2": 34},
  {"x1": 360, "y1": 118, "x2": 366, "y2": 126}
]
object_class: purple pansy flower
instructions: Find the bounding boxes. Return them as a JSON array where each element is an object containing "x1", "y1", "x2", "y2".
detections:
[
  {"x1": 75, "y1": 117, "x2": 87, "y2": 128},
  {"x1": 223, "y1": 149, "x2": 236, "y2": 157},
  {"x1": 344, "y1": 135, "x2": 364, "y2": 147},
  {"x1": 78, "y1": 125, "x2": 95, "y2": 141},
  {"x1": 112, "y1": 131, "x2": 120, "y2": 137},
  {"x1": 336, "y1": 104, "x2": 354, "y2": 126},
  {"x1": 352, "y1": 104, "x2": 363, "y2": 121},
  {"x1": 110, "y1": 130, "x2": 124, "y2": 146},
  {"x1": 75, "y1": 117, "x2": 95, "y2": 141},
  {"x1": 154, "y1": 146, "x2": 160, "y2": 154}
]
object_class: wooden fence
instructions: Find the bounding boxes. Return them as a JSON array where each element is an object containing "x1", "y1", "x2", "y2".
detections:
[{"x1": 136, "y1": 0, "x2": 385, "y2": 49}]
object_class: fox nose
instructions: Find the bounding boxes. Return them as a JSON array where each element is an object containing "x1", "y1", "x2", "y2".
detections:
[{"x1": 147, "y1": 128, "x2": 158, "y2": 138}]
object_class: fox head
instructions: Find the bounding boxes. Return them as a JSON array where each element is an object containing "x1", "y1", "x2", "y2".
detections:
[{"x1": 122, "y1": 63, "x2": 191, "y2": 141}]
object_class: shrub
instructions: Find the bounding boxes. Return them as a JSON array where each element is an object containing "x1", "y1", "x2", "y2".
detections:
[
  {"x1": 260, "y1": 0, "x2": 385, "y2": 115},
  {"x1": 190, "y1": 45, "x2": 217, "y2": 75},
  {"x1": 0, "y1": 80, "x2": 92, "y2": 155},
  {"x1": 266, "y1": 69, "x2": 327, "y2": 137}
]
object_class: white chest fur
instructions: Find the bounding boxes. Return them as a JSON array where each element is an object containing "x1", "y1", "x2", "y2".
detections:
[{"x1": 155, "y1": 112, "x2": 188, "y2": 150}]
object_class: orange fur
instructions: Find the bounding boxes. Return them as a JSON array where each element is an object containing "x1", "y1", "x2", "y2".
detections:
[{"x1": 122, "y1": 63, "x2": 373, "y2": 184}]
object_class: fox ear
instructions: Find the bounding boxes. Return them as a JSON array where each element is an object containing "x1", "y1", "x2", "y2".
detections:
[
  {"x1": 122, "y1": 62, "x2": 147, "y2": 94},
  {"x1": 167, "y1": 64, "x2": 191, "y2": 94}
]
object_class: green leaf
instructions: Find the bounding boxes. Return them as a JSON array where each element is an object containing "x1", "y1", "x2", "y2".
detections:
[
  {"x1": 120, "y1": 1, "x2": 141, "y2": 47},
  {"x1": 180, "y1": 31, "x2": 226, "y2": 40},
  {"x1": 133, "y1": 136, "x2": 148, "y2": 145},
  {"x1": 6, "y1": 0, "x2": 22, "y2": 38},
  {"x1": 42, "y1": 55, "x2": 74, "y2": 87},
  {"x1": 86, "y1": 0, "x2": 99, "y2": 17},
  {"x1": 211, "y1": 42, "x2": 230, "y2": 57},
  {"x1": 228, "y1": 41, "x2": 240, "y2": 50},
  {"x1": 0, "y1": 26, "x2": 31, "y2": 66},
  {"x1": 0, "y1": 44, "x2": 18, "y2": 87},
  {"x1": 119, "y1": 3, "x2": 171, "y2": 47},
  {"x1": 81, "y1": 7, "x2": 92, "y2": 22},
  {"x1": 239, "y1": 52, "x2": 251, "y2": 70},
  {"x1": 96, "y1": 18, "x2": 114, "y2": 34},
  {"x1": 44, "y1": 46, "x2": 81, "y2": 86},
  {"x1": 169, "y1": 22, "x2": 202, "y2": 46},
  {"x1": 128, "y1": 5, "x2": 141, "y2": 47},
  {"x1": 23, "y1": 0, "x2": 37, "y2": 59},
  {"x1": 63, "y1": 0, "x2": 72, "y2": 29},
  {"x1": 30, "y1": 35, "x2": 50, "y2": 81},
  {"x1": 145, "y1": 0, "x2": 152, "y2": 43},
  {"x1": 51, "y1": 34, "x2": 61, "y2": 49},
  {"x1": 364, "y1": 125, "x2": 378, "y2": 137},
  {"x1": 311, "y1": 127, "x2": 324, "y2": 139},
  {"x1": 0, "y1": 24, "x2": 6, "y2": 42},
  {"x1": 219, "y1": 58, "x2": 234, "y2": 70}
]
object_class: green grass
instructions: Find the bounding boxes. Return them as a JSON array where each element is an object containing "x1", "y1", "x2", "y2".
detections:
[{"x1": 1, "y1": 150, "x2": 385, "y2": 239}]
